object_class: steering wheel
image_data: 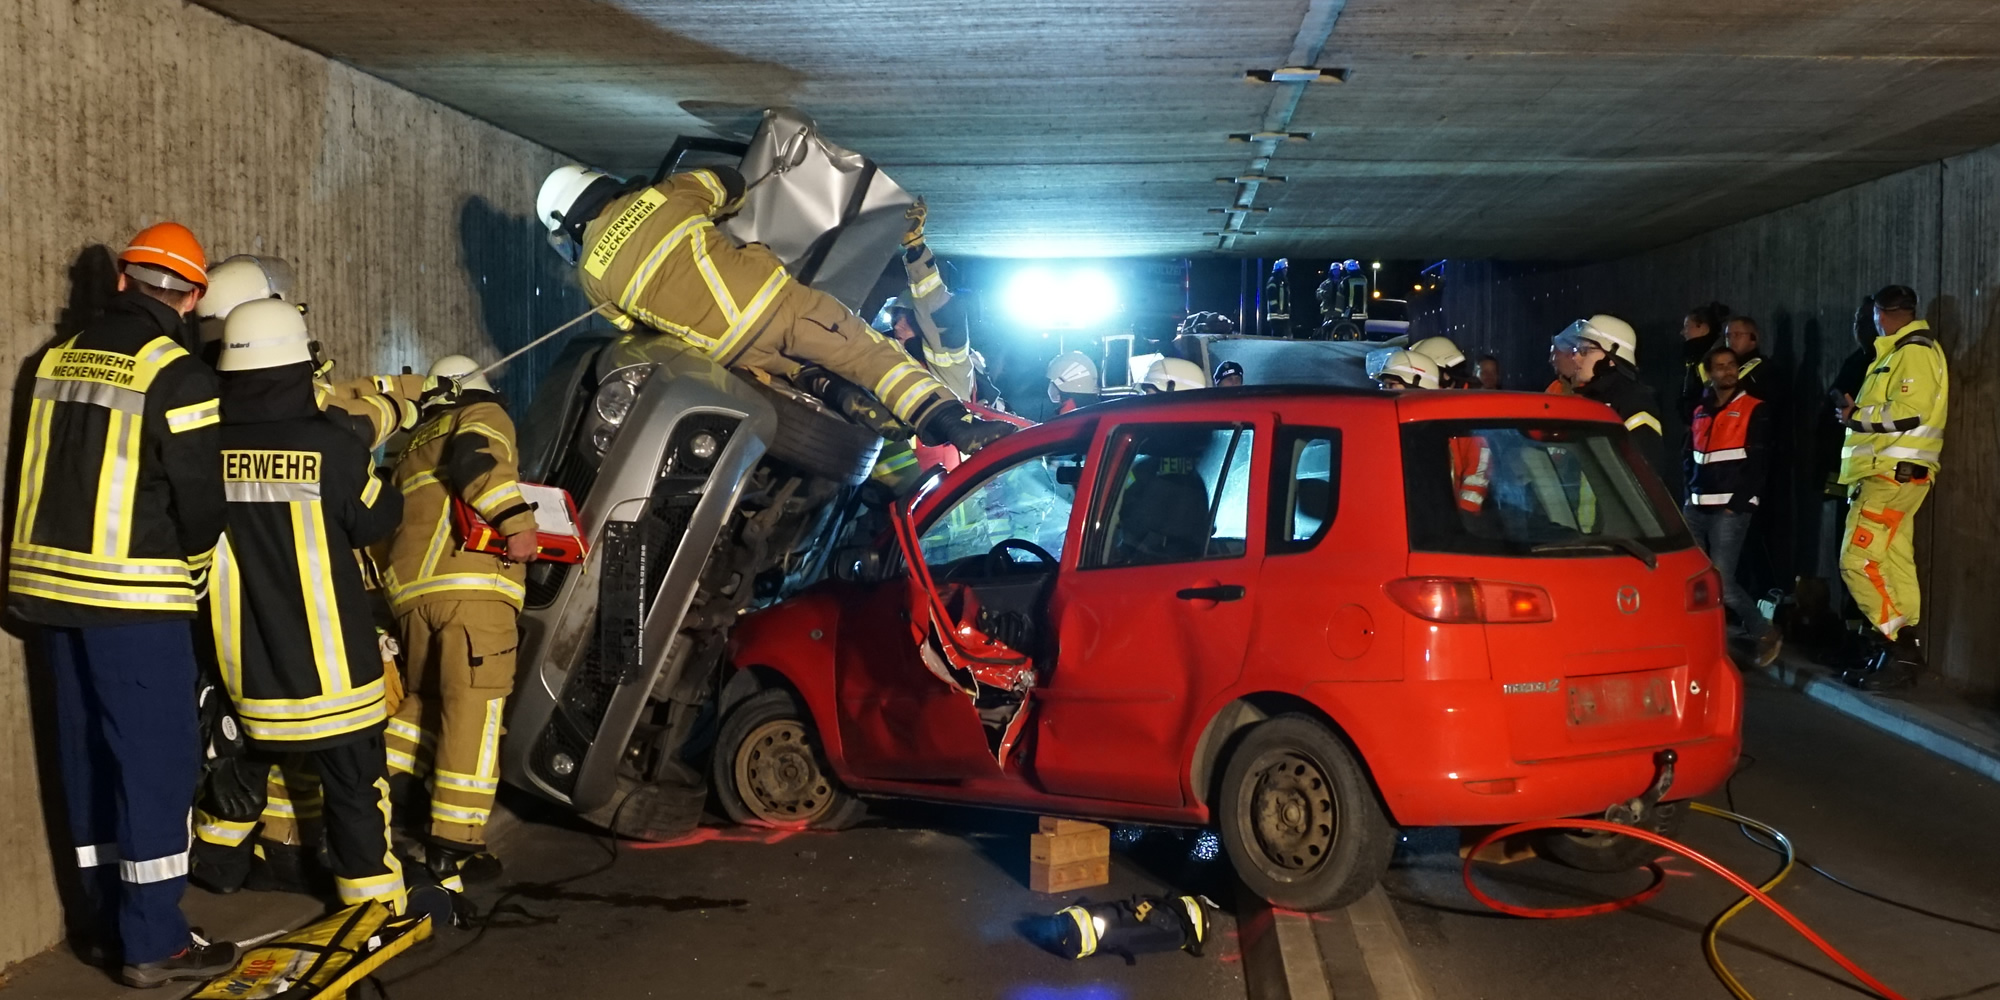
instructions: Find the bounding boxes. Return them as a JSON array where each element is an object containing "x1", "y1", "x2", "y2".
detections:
[{"x1": 985, "y1": 538, "x2": 1057, "y2": 577}]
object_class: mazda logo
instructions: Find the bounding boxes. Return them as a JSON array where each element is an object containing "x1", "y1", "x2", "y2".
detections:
[{"x1": 1617, "y1": 586, "x2": 1641, "y2": 614}]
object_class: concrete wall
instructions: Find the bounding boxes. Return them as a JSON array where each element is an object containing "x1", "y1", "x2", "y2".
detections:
[
  {"x1": 0, "y1": 0, "x2": 583, "y2": 971},
  {"x1": 1437, "y1": 145, "x2": 2000, "y2": 696}
]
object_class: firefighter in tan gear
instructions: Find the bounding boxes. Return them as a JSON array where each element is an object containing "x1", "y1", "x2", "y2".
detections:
[
  {"x1": 204, "y1": 299, "x2": 409, "y2": 916},
  {"x1": 537, "y1": 164, "x2": 1016, "y2": 455},
  {"x1": 880, "y1": 199, "x2": 977, "y2": 400},
  {"x1": 381, "y1": 355, "x2": 538, "y2": 890}
]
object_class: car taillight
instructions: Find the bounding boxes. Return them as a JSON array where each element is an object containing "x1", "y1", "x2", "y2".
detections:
[
  {"x1": 1386, "y1": 577, "x2": 1553, "y2": 624},
  {"x1": 1687, "y1": 567, "x2": 1723, "y2": 612}
]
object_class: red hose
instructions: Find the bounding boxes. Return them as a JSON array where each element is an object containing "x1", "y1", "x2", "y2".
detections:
[{"x1": 1461, "y1": 818, "x2": 1907, "y2": 1000}]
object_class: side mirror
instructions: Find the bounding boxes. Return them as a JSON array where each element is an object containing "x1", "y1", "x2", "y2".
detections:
[{"x1": 831, "y1": 546, "x2": 883, "y2": 583}]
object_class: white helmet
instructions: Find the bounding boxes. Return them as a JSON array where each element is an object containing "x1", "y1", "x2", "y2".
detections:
[
  {"x1": 1138, "y1": 357, "x2": 1207, "y2": 393},
  {"x1": 1410, "y1": 336, "x2": 1466, "y2": 369},
  {"x1": 1371, "y1": 349, "x2": 1437, "y2": 390},
  {"x1": 1565, "y1": 314, "x2": 1639, "y2": 364},
  {"x1": 1045, "y1": 351, "x2": 1099, "y2": 401},
  {"x1": 427, "y1": 354, "x2": 494, "y2": 393},
  {"x1": 217, "y1": 298, "x2": 313, "y2": 372},
  {"x1": 537, "y1": 165, "x2": 612, "y2": 234},
  {"x1": 196, "y1": 255, "x2": 297, "y2": 320}
]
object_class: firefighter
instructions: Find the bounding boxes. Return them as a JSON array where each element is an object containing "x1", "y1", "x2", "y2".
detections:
[
  {"x1": 536, "y1": 165, "x2": 1014, "y2": 456},
  {"x1": 7, "y1": 223, "x2": 237, "y2": 986},
  {"x1": 381, "y1": 355, "x2": 538, "y2": 890},
  {"x1": 1373, "y1": 349, "x2": 1490, "y2": 513},
  {"x1": 1546, "y1": 328, "x2": 1583, "y2": 395},
  {"x1": 206, "y1": 298, "x2": 409, "y2": 916},
  {"x1": 1686, "y1": 344, "x2": 1782, "y2": 666},
  {"x1": 1834, "y1": 284, "x2": 1947, "y2": 689},
  {"x1": 1564, "y1": 314, "x2": 1667, "y2": 481},
  {"x1": 1137, "y1": 357, "x2": 1207, "y2": 393},
  {"x1": 882, "y1": 198, "x2": 979, "y2": 400},
  {"x1": 1411, "y1": 336, "x2": 1474, "y2": 388},
  {"x1": 1212, "y1": 361, "x2": 1245, "y2": 387},
  {"x1": 1046, "y1": 351, "x2": 1100, "y2": 414}
]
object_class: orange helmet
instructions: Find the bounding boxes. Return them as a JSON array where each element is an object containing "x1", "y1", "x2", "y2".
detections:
[{"x1": 119, "y1": 222, "x2": 208, "y2": 291}]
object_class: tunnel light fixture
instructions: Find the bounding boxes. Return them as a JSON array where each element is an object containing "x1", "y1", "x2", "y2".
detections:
[
  {"x1": 1228, "y1": 131, "x2": 1313, "y2": 143},
  {"x1": 1371, "y1": 261, "x2": 1382, "y2": 270},
  {"x1": 1245, "y1": 67, "x2": 1348, "y2": 84},
  {"x1": 1205, "y1": 231, "x2": 1259, "y2": 237},
  {"x1": 1215, "y1": 175, "x2": 1287, "y2": 184},
  {"x1": 1002, "y1": 267, "x2": 1120, "y2": 330},
  {"x1": 1209, "y1": 206, "x2": 1271, "y2": 213}
]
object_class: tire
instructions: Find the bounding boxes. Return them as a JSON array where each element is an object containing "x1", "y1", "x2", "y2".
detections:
[
  {"x1": 1531, "y1": 800, "x2": 1687, "y2": 873},
  {"x1": 712, "y1": 688, "x2": 866, "y2": 830},
  {"x1": 1216, "y1": 714, "x2": 1395, "y2": 911},
  {"x1": 746, "y1": 381, "x2": 884, "y2": 485}
]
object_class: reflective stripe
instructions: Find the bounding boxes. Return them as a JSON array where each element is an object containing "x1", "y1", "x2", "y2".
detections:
[
  {"x1": 33, "y1": 377, "x2": 145, "y2": 414},
  {"x1": 1691, "y1": 447, "x2": 1748, "y2": 464},
  {"x1": 689, "y1": 168, "x2": 727, "y2": 207},
  {"x1": 472, "y1": 482, "x2": 526, "y2": 518},
  {"x1": 76, "y1": 843, "x2": 118, "y2": 868},
  {"x1": 387, "y1": 573, "x2": 527, "y2": 607},
  {"x1": 195, "y1": 815, "x2": 256, "y2": 847},
  {"x1": 227, "y1": 481, "x2": 322, "y2": 503},
  {"x1": 10, "y1": 544, "x2": 189, "y2": 578},
  {"x1": 386, "y1": 716, "x2": 436, "y2": 747},
  {"x1": 95, "y1": 410, "x2": 141, "y2": 556},
  {"x1": 478, "y1": 698, "x2": 504, "y2": 779},
  {"x1": 361, "y1": 474, "x2": 382, "y2": 507},
  {"x1": 164, "y1": 399, "x2": 221, "y2": 433},
  {"x1": 433, "y1": 770, "x2": 499, "y2": 794},
  {"x1": 290, "y1": 501, "x2": 350, "y2": 694},
  {"x1": 1689, "y1": 492, "x2": 1736, "y2": 505},
  {"x1": 431, "y1": 802, "x2": 492, "y2": 824},
  {"x1": 237, "y1": 701, "x2": 387, "y2": 742},
  {"x1": 121, "y1": 851, "x2": 189, "y2": 885},
  {"x1": 8, "y1": 571, "x2": 196, "y2": 610},
  {"x1": 710, "y1": 268, "x2": 791, "y2": 362},
  {"x1": 401, "y1": 471, "x2": 440, "y2": 494},
  {"x1": 386, "y1": 747, "x2": 423, "y2": 775},
  {"x1": 211, "y1": 536, "x2": 243, "y2": 695},
  {"x1": 619, "y1": 215, "x2": 713, "y2": 319},
  {"x1": 458, "y1": 423, "x2": 518, "y2": 462},
  {"x1": 15, "y1": 398, "x2": 54, "y2": 540},
  {"x1": 1623, "y1": 411, "x2": 1662, "y2": 435},
  {"x1": 336, "y1": 869, "x2": 407, "y2": 905},
  {"x1": 1878, "y1": 445, "x2": 1942, "y2": 460},
  {"x1": 911, "y1": 270, "x2": 944, "y2": 299},
  {"x1": 234, "y1": 679, "x2": 387, "y2": 719}
]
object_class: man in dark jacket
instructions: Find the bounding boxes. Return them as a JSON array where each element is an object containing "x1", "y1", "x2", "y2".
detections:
[
  {"x1": 1685, "y1": 344, "x2": 1781, "y2": 665},
  {"x1": 1564, "y1": 314, "x2": 1668, "y2": 482},
  {"x1": 7, "y1": 223, "x2": 238, "y2": 986},
  {"x1": 204, "y1": 299, "x2": 409, "y2": 915}
]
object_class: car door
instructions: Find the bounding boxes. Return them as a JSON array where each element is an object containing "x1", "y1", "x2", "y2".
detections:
[
  {"x1": 833, "y1": 439, "x2": 1089, "y2": 781},
  {"x1": 1029, "y1": 413, "x2": 1268, "y2": 807}
]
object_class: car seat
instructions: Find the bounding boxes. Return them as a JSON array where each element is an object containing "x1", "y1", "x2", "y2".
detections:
[{"x1": 1116, "y1": 470, "x2": 1214, "y2": 562}]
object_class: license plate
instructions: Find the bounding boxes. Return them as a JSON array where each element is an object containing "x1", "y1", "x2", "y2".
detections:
[{"x1": 1567, "y1": 668, "x2": 1678, "y2": 727}]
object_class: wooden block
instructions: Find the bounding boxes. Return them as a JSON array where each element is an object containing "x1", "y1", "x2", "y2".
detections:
[
  {"x1": 1030, "y1": 855, "x2": 1110, "y2": 894},
  {"x1": 1038, "y1": 816, "x2": 1103, "y2": 836},
  {"x1": 1030, "y1": 826, "x2": 1111, "y2": 866},
  {"x1": 1457, "y1": 829, "x2": 1538, "y2": 865}
]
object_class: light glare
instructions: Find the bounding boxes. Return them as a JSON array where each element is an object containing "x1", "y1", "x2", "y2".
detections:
[{"x1": 1002, "y1": 267, "x2": 1120, "y2": 329}]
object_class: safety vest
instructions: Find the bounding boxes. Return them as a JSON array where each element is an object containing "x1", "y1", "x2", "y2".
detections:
[
  {"x1": 379, "y1": 395, "x2": 537, "y2": 610},
  {"x1": 1544, "y1": 378, "x2": 1571, "y2": 396},
  {"x1": 575, "y1": 169, "x2": 791, "y2": 365},
  {"x1": 1686, "y1": 391, "x2": 1767, "y2": 508},
  {"x1": 1840, "y1": 322, "x2": 1947, "y2": 484},
  {"x1": 1450, "y1": 436, "x2": 1491, "y2": 513},
  {"x1": 210, "y1": 377, "x2": 402, "y2": 748},
  {"x1": 7, "y1": 293, "x2": 225, "y2": 625}
]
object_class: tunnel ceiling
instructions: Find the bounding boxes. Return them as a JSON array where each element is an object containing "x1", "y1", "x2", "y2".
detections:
[{"x1": 196, "y1": 0, "x2": 2000, "y2": 259}]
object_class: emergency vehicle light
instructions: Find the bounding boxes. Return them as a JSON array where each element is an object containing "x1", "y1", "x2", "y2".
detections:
[{"x1": 1385, "y1": 577, "x2": 1553, "y2": 624}]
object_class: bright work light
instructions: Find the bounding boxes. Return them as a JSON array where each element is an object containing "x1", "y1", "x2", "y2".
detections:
[{"x1": 1002, "y1": 267, "x2": 1121, "y2": 330}]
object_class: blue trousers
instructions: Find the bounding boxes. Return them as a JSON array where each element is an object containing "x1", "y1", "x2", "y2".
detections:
[
  {"x1": 46, "y1": 621, "x2": 201, "y2": 965},
  {"x1": 1684, "y1": 505, "x2": 1770, "y2": 635}
]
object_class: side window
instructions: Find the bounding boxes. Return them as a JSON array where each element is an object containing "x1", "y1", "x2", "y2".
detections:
[
  {"x1": 1268, "y1": 428, "x2": 1341, "y2": 554},
  {"x1": 1086, "y1": 424, "x2": 1255, "y2": 569},
  {"x1": 917, "y1": 448, "x2": 1086, "y2": 569}
]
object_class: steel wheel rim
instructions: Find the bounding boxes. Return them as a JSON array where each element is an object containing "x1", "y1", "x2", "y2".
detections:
[
  {"x1": 734, "y1": 718, "x2": 835, "y2": 824},
  {"x1": 1245, "y1": 749, "x2": 1339, "y2": 876}
]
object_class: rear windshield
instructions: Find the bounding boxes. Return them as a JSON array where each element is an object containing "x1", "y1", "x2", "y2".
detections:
[{"x1": 1401, "y1": 420, "x2": 1692, "y2": 556}]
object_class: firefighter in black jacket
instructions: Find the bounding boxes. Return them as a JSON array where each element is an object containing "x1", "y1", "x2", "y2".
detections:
[
  {"x1": 6, "y1": 223, "x2": 238, "y2": 987},
  {"x1": 1563, "y1": 313, "x2": 1668, "y2": 481},
  {"x1": 205, "y1": 299, "x2": 409, "y2": 914}
]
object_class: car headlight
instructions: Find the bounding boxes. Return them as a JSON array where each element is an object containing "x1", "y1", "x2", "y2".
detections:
[
  {"x1": 594, "y1": 379, "x2": 636, "y2": 425},
  {"x1": 687, "y1": 432, "x2": 719, "y2": 460}
]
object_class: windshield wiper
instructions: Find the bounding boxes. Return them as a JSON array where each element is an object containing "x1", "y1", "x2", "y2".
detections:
[{"x1": 1530, "y1": 537, "x2": 1658, "y2": 570}]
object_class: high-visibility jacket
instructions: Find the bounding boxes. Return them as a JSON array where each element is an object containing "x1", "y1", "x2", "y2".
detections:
[
  {"x1": 1577, "y1": 361, "x2": 1666, "y2": 482},
  {"x1": 379, "y1": 393, "x2": 537, "y2": 611},
  {"x1": 1544, "y1": 377, "x2": 1571, "y2": 396},
  {"x1": 1840, "y1": 321, "x2": 1947, "y2": 484},
  {"x1": 575, "y1": 167, "x2": 790, "y2": 364},
  {"x1": 1686, "y1": 390, "x2": 1774, "y2": 511},
  {"x1": 209, "y1": 370, "x2": 403, "y2": 749},
  {"x1": 8, "y1": 292, "x2": 225, "y2": 626},
  {"x1": 317, "y1": 373, "x2": 425, "y2": 451},
  {"x1": 1449, "y1": 436, "x2": 1492, "y2": 513},
  {"x1": 901, "y1": 241, "x2": 976, "y2": 400}
]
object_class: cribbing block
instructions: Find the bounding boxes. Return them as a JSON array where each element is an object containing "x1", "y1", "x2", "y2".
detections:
[
  {"x1": 1031, "y1": 826, "x2": 1111, "y2": 866},
  {"x1": 1039, "y1": 817, "x2": 1101, "y2": 835},
  {"x1": 1030, "y1": 856, "x2": 1111, "y2": 894}
]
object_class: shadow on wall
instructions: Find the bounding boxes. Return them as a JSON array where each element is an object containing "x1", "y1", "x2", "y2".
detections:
[
  {"x1": 3, "y1": 245, "x2": 126, "y2": 948},
  {"x1": 456, "y1": 196, "x2": 594, "y2": 406}
]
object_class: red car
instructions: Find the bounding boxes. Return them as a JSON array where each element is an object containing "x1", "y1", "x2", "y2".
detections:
[{"x1": 713, "y1": 386, "x2": 1743, "y2": 910}]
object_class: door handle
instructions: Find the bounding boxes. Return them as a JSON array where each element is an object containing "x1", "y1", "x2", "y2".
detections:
[{"x1": 1176, "y1": 584, "x2": 1246, "y2": 602}]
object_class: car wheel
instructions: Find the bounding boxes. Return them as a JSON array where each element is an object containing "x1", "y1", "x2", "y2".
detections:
[
  {"x1": 712, "y1": 688, "x2": 866, "y2": 830},
  {"x1": 1217, "y1": 714, "x2": 1395, "y2": 911},
  {"x1": 747, "y1": 381, "x2": 885, "y2": 486},
  {"x1": 1531, "y1": 800, "x2": 1687, "y2": 873}
]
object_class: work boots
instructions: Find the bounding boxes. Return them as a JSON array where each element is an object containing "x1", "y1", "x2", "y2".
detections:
[
  {"x1": 919, "y1": 401, "x2": 1016, "y2": 456},
  {"x1": 1841, "y1": 631, "x2": 1922, "y2": 691},
  {"x1": 120, "y1": 930, "x2": 239, "y2": 989},
  {"x1": 426, "y1": 841, "x2": 502, "y2": 891}
]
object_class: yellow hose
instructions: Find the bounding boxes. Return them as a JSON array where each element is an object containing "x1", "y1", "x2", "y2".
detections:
[{"x1": 1689, "y1": 802, "x2": 1797, "y2": 1000}]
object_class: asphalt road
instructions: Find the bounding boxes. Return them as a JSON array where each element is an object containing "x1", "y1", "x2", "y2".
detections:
[{"x1": 1388, "y1": 674, "x2": 2000, "y2": 1000}]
